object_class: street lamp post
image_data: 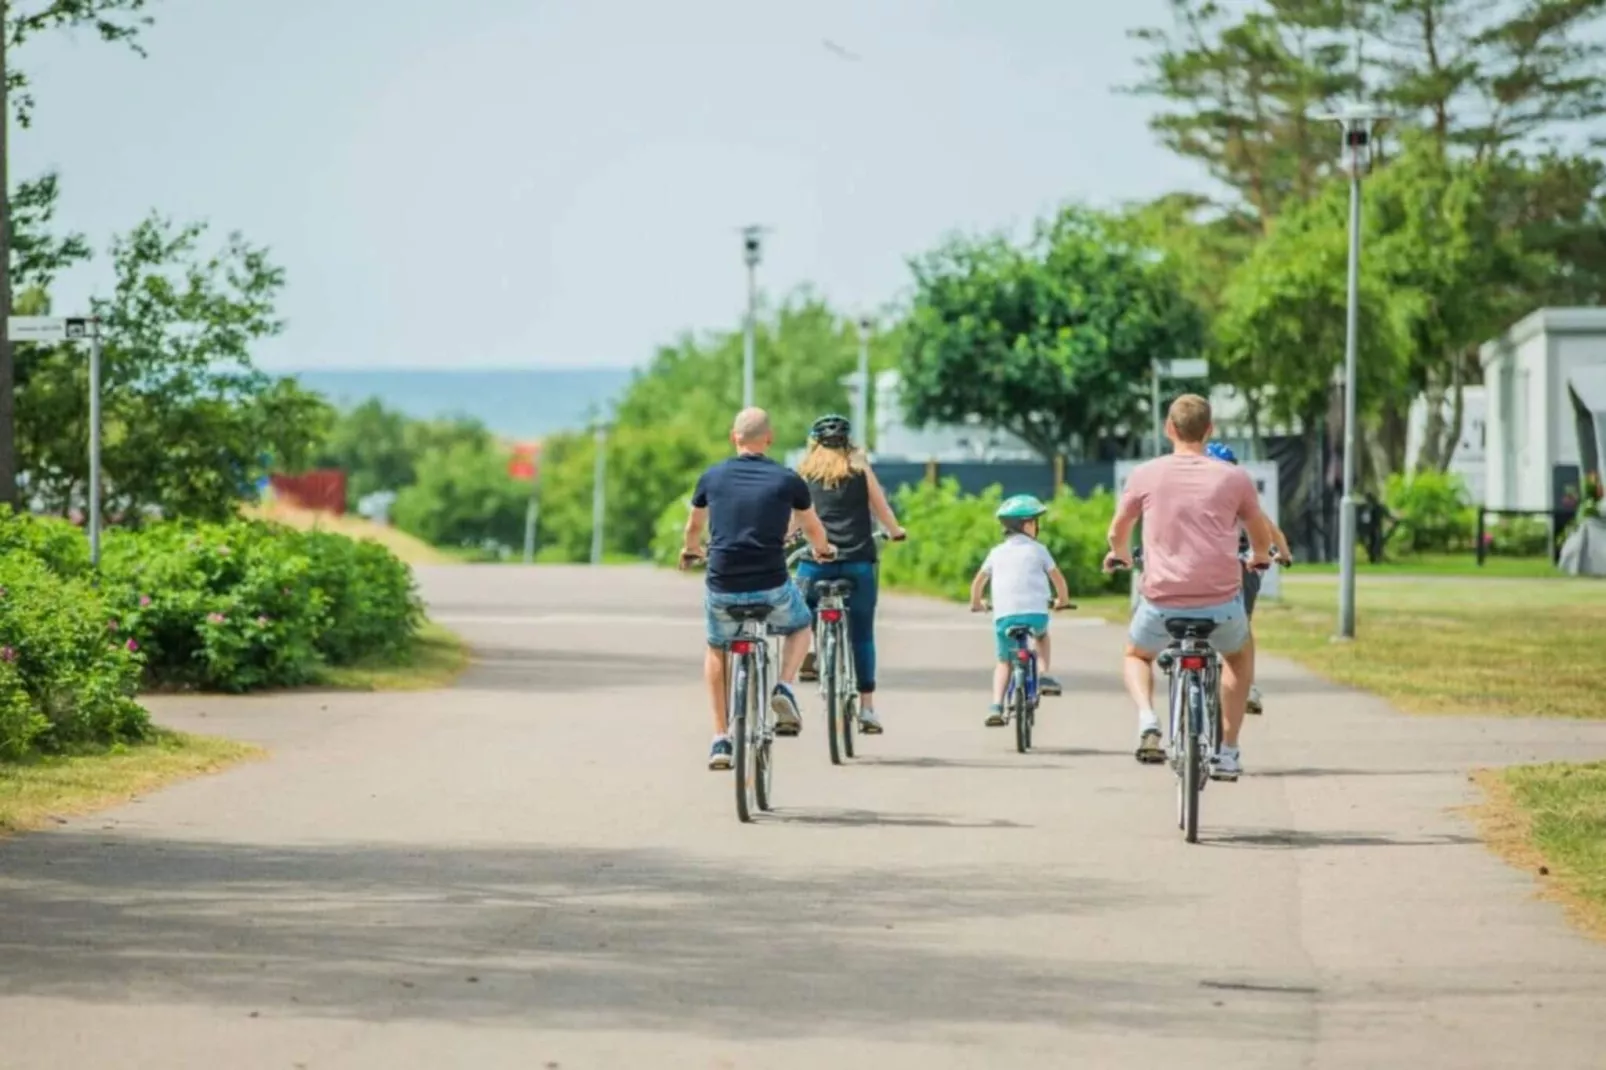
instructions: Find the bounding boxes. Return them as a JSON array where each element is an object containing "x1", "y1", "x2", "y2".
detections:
[
  {"x1": 740, "y1": 226, "x2": 765, "y2": 408},
  {"x1": 1317, "y1": 104, "x2": 1385, "y2": 640},
  {"x1": 590, "y1": 424, "x2": 607, "y2": 566}
]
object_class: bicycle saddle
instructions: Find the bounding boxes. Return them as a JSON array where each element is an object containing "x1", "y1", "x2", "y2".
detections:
[
  {"x1": 724, "y1": 604, "x2": 774, "y2": 622},
  {"x1": 1163, "y1": 617, "x2": 1218, "y2": 640}
]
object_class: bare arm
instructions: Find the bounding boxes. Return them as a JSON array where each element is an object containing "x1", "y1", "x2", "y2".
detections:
[
  {"x1": 682, "y1": 505, "x2": 707, "y2": 557},
  {"x1": 1106, "y1": 482, "x2": 1144, "y2": 565},
  {"x1": 863, "y1": 466, "x2": 904, "y2": 537},
  {"x1": 1238, "y1": 478, "x2": 1273, "y2": 562},
  {"x1": 1048, "y1": 566, "x2": 1071, "y2": 607},
  {"x1": 793, "y1": 506, "x2": 834, "y2": 558},
  {"x1": 1271, "y1": 521, "x2": 1294, "y2": 563},
  {"x1": 969, "y1": 567, "x2": 990, "y2": 610}
]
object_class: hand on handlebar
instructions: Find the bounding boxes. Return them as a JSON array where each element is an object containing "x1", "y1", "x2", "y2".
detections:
[
  {"x1": 1102, "y1": 552, "x2": 1134, "y2": 573},
  {"x1": 812, "y1": 541, "x2": 838, "y2": 562},
  {"x1": 678, "y1": 549, "x2": 705, "y2": 571},
  {"x1": 885, "y1": 525, "x2": 908, "y2": 542}
]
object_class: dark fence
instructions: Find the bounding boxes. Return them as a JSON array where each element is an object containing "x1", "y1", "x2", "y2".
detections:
[{"x1": 874, "y1": 460, "x2": 1119, "y2": 502}]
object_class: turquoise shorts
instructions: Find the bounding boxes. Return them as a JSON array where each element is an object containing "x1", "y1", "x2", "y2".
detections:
[{"x1": 993, "y1": 613, "x2": 1049, "y2": 661}]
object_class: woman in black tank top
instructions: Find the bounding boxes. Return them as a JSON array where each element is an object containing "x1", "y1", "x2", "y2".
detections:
[{"x1": 794, "y1": 414, "x2": 905, "y2": 733}]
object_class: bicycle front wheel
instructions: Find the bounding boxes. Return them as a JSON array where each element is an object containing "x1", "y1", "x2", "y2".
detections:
[
  {"x1": 840, "y1": 628, "x2": 856, "y2": 759},
  {"x1": 1013, "y1": 668, "x2": 1031, "y2": 753},
  {"x1": 733, "y1": 656, "x2": 756, "y2": 823}
]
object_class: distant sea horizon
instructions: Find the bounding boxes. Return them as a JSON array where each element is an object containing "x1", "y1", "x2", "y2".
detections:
[{"x1": 288, "y1": 367, "x2": 638, "y2": 439}]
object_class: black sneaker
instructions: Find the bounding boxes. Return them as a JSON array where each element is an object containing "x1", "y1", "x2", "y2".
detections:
[
  {"x1": 708, "y1": 737, "x2": 733, "y2": 770},
  {"x1": 799, "y1": 650, "x2": 818, "y2": 682},
  {"x1": 1135, "y1": 730, "x2": 1165, "y2": 764}
]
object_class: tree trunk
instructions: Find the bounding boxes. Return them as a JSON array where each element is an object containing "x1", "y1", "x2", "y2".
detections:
[{"x1": 1417, "y1": 368, "x2": 1449, "y2": 472}]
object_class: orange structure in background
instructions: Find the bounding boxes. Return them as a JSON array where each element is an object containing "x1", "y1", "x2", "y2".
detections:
[
  {"x1": 508, "y1": 442, "x2": 541, "y2": 482},
  {"x1": 270, "y1": 470, "x2": 348, "y2": 514}
]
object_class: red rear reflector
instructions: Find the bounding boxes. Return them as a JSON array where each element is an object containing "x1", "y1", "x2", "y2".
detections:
[
  {"x1": 728, "y1": 640, "x2": 753, "y2": 655},
  {"x1": 1016, "y1": 649, "x2": 1031, "y2": 662},
  {"x1": 1179, "y1": 655, "x2": 1207, "y2": 671},
  {"x1": 819, "y1": 609, "x2": 843, "y2": 622}
]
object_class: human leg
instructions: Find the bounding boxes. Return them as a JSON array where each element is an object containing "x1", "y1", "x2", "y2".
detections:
[
  {"x1": 702, "y1": 596, "x2": 739, "y2": 769},
  {"x1": 841, "y1": 563, "x2": 882, "y2": 731},
  {"x1": 767, "y1": 581, "x2": 815, "y2": 735}
]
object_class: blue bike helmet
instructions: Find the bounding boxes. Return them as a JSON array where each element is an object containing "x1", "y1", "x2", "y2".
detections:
[{"x1": 1206, "y1": 441, "x2": 1237, "y2": 464}]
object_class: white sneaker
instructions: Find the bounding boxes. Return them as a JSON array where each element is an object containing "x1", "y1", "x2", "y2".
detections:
[
  {"x1": 858, "y1": 705, "x2": 883, "y2": 734},
  {"x1": 1247, "y1": 685, "x2": 1264, "y2": 715},
  {"x1": 1211, "y1": 746, "x2": 1242, "y2": 781}
]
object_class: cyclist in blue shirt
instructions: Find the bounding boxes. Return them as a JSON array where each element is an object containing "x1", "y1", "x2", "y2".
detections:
[{"x1": 681, "y1": 408, "x2": 835, "y2": 770}]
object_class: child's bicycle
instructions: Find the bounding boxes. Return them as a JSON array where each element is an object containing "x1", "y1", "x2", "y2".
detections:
[{"x1": 973, "y1": 601, "x2": 1076, "y2": 754}]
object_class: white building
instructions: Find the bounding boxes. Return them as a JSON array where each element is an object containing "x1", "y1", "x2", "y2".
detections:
[
  {"x1": 1481, "y1": 308, "x2": 1606, "y2": 511},
  {"x1": 1405, "y1": 386, "x2": 1486, "y2": 504}
]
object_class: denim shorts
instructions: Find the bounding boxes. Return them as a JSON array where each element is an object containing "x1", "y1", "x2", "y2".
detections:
[
  {"x1": 993, "y1": 613, "x2": 1049, "y2": 661},
  {"x1": 704, "y1": 581, "x2": 812, "y2": 648},
  {"x1": 1129, "y1": 595, "x2": 1249, "y2": 656}
]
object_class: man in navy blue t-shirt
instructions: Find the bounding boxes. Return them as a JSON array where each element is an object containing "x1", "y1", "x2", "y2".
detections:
[{"x1": 680, "y1": 408, "x2": 835, "y2": 770}]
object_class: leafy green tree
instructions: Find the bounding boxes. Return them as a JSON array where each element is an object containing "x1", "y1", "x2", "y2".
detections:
[
  {"x1": 899, "y1": 206, "x2": 1205, "y2": 462},
  {"x1": 534, "y1": 423, "x2": 727, "y2": 561},
  {"x1": 1, "y1": 0, "x2": 160, "y2": 506},
  {"x1": 390, "y1": 440, "x2": 527, "y2": 551},
  {"x1": 312, "y1": 400, "x2": 492, "y2": 509},
  {"x1": 17, "y1": 215, "x2": 330, "y2": 521}
]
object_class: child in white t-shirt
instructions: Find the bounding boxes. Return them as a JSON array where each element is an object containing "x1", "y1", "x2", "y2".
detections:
[{"x1": 968, "y1": 494, "x2": 1071, "y2": 726}]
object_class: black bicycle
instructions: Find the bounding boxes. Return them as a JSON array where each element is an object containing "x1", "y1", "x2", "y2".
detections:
[
  {"x1": 972, "y1": 601, "x2": 1075, "y2": 754},
  {"x1": 788, "y1": 531, "x2": 901, "y2": 765}
]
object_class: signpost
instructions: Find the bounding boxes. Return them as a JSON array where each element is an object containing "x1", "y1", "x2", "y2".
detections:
[
  {"x1": 1149, "y1": 358, "x2": 1210, "y2": 457},
  {"x1": 9, "y1": 316, "x2": 102, "y2": 567},
  {"x1": 508, "y1": 442, "x2": 542, "y2": 563}
]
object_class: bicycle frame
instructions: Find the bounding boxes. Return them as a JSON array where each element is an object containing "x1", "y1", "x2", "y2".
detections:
[
  {"x1": 815, "y1": 583, "x2": 858, "y2": 764},
  {"x1": 727, "y1": 618, "x2": 775, "y2": 823}
]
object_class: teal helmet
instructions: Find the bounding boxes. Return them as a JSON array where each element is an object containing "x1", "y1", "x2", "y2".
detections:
[{"x1": 996, "y1": 494, "x2": 1047, "y2": 521}]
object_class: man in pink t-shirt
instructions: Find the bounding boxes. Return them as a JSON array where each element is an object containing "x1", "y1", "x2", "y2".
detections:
[{"x1": 1105, "y1": 394, "x2": 1272, "y2": 779}]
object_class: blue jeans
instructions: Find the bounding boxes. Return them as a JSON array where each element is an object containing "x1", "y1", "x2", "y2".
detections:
[{"x1": 796, "y1": 560, "x2": 879, "y2": 694}]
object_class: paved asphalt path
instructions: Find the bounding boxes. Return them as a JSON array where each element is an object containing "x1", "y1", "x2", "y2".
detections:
[{"x1": 2, "y1": 564, "x2": 1604, "y2": 1069}]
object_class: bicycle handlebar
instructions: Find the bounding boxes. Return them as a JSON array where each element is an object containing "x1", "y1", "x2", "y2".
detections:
[
  {"x1": 786, "y1": 529, "x2": 903, "y2": 568},
  {"x1": 1107, "y1": 545, "x2": 1286, "y2": 573},
  {"x1": 970, "y1": 600, "x2": 1078, "y2": 613}
]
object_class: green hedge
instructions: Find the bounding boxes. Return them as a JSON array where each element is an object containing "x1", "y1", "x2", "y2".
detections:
[
  {"x1": 650, "y1": 477, "x2": 1123, "y2": 601},
  {"x1": 1384, "y1": 470, "x2": 1476, "y2": 553},
  {"x1": 0, "y1": 553, "x2": 148, "y2": 758},
  {"x1": 0, "y1": 512, "x2": 423, "y2": 730}
]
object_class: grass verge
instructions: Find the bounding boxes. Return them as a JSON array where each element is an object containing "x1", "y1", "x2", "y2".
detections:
[
  {"x1": 312, "y1": 618, "x2": 470, "y2": 692},
  {"x1": 1472, "y1": 764, "x2": 1606, "y2": 940},
  {"x1": 0, "y1": 730, "x2": 261, "y2": 836},
  {"x1": 1293, "y1": 552, "x2": 1560, "y2": 579},
  {"x1": 1254, "y1": 575, "x2": 1605, "y2": 718}
]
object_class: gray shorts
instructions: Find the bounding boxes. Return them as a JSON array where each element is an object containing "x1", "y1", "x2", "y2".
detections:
[{"x1": 1129, "y1": 595, "x2": 1250, "y2": 656}]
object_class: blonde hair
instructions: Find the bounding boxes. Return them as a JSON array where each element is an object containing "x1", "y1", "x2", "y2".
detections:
[
  {"x1": 796, "y1": 441, "x2": 865, "y2": 489},
  {"x1": 1168, "y1": 394, "x2": 1213, "y2": 444}
]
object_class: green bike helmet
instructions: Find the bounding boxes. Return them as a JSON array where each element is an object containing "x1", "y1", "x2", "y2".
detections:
[
  {"x1": 809, "y1": 413, "x2": 852, "y2": 448},
  {"x1": 995, "y1": 488, "x2": 1047, "y2": 526}
]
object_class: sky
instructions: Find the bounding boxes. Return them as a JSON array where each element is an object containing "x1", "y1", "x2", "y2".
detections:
[{"x1": 14, "y1": 0, "x2": 1205, "y2": 371}]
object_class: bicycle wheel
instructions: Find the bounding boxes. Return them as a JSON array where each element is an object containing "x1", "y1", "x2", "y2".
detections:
[
  {"x1": 1013, "y1": 667, "x2": 1031, "y2": 753},
  {"x1": 733, "y1": 656, "x2": 756, "y2": 823},
  {"x1": 1182, "y1": 677, "x2": 1204, "y2": 843},
  {"x1": 840, "y1": 624, "x2": 856, "y2": 759},
  {"x1": 755, "y1": 668, "x2": 774, "y2": 812},
  {"x1": 823, "y1": 628, "x2": 843, "y2": 766}
]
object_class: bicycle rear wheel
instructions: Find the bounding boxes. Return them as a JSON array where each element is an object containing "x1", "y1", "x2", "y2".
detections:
[
  {"x1": 1181, "y1": 678, "x2": 1204, "y2": 843},
  {"x1": 823, "y1": 629, "x2": 843, "y2": 766},
  {"x1": 1013, "y1": 667, "x2": 1031, "y2": 753},
  {"x1": 733, "y1": 656, "x2": 756, "y2": 823}
]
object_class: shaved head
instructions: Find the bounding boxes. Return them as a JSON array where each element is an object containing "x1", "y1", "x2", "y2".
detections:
[{"x1": 732, "y1": 407, "x2": 772, "y2": 446}]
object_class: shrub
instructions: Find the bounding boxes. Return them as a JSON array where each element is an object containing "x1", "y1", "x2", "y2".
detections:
[
  {"x1": 1485, "y1": 515, "x2": 1552, "y2": 557},
  {"x1": 100, "y1": 521, "x2": 329, "y2": 692},
  {"x1": 0, "y1": 554, "x2": 148, "y2": 756},
  {"x1": 293, "y1": 529, "x2": 423, "y2": 663},
  {"x1": 0, "y1": 505, "x2": 90, "y2": 578},
  {"x1": 878, "y1": 480, "x2": 1123, "y2": 601},
  {"x1": 1384, "y1": 470, "x2": 1475, "y2": 553}
]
